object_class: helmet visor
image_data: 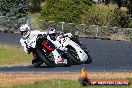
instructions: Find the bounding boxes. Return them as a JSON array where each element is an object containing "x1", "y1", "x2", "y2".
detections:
[
  {"x1": 49, "y1": 33, "x2": 56, "y2": 40},
  {"x1": 20, "y1": 31, "x2": 27, "y2": 36}
]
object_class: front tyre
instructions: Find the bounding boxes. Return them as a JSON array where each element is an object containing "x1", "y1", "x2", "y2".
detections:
[
  {"x1": 67, "y1": 46, "x2": 81, "y2": 65},
  {"x1": 85, "y1": 55, "x2": 92, "y2": 64},
  {"x1": 32, "y1": 58, "x2": 42, "y2": 67},
  {"x1": 37, "y1": 50, "x2": 55, "y2": 67},
  {"x1": 33, "y1": 61, "x2": 43, "y2": 67},
  {"x1": 81, "y1": 50, "x2": 92, "y2": 64}
]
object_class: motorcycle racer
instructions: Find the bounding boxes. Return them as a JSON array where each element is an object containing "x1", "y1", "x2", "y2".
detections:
[
  {"x1": 48, "y1": 28, "x2": 86, "y2": 49},
  {"x1": 19, "y1": 24, "x2": 68, "y2": 67},
  {"x1": 48, "y1": 27, "x2": 92, "y2": 64}
]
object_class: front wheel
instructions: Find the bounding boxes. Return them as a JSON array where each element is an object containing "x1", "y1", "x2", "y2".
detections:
[
  {"x1": 32, "y1": 58, "x2": 43, "y2": 67},
  {"x1": 67, "y1": 46, "x2": 81, "y2": 65},
  {"x1": 85, "y1": 54, "x2": 92, "y2": 64},
  {"x1": 37, "y1": 50, "x2": 55, "y2": 67},
  {"x1": 81, "y1": 50, "x2": 92, "y2": 64}
]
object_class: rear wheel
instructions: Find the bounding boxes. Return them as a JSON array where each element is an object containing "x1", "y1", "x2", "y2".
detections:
[{"x1": 38, "y1": 50, "x2": 55, "y2": 67}]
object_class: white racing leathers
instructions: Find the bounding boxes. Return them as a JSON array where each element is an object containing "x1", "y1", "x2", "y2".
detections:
[
  {"x1": 20, "y1": 30, "x2": 67, "y2": 64},
  {"x1": 48, "y1": 33, "x2": 88, "y2": 62}
]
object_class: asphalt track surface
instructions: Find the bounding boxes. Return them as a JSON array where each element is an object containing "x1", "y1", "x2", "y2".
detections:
[{"x1": 0, "y1": 32, "x2": 132, "y2": 72}]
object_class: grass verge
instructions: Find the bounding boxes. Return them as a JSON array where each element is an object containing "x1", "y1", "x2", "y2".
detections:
[
  {"x1": 0, "y1": 72, "x2": 132, "y2": 88},
  {"x1": 0, "y1": 44, "x2": 32, "y2": 65},
  {"x1": 9, "y1": 79, "x2": 132, "y2": 88}
]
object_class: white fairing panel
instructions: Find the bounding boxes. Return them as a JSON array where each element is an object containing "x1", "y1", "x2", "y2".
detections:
[{"x1": 59, "y1": 37, "x2": 88, "y2": 61}]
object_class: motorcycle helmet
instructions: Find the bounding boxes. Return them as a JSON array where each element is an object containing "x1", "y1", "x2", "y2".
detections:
[
  {"x1": 48, "y1": 27, "x2": 57, "y2": 34},
  {"x1": 19, "y1": 24, "x2": 30, "y2": 39},
  {"x1": 48, "y1": 28, "x2": 57, "y2": 40}
]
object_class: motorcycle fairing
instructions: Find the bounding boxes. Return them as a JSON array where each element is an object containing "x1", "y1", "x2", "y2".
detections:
[{"x1": 42, "y1": 40, "x2": 55, "y2": 51}]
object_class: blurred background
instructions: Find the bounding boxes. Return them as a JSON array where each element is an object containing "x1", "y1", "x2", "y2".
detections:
[{"x1": 0, "y1": 0, "x2": 132, "y2": 41}]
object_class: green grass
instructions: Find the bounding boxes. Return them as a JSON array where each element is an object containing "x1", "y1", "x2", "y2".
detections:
[
  {"x1": 10, "y1": 79, "x2": 131, "y2": 88},
  {"x1": 0, "y1": 44, "x2": 32, "y2": 65}
]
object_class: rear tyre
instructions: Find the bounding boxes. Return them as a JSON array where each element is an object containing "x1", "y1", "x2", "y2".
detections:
[{"x1": 38, "y1": 50, "x2": 55, "y2": 67}]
